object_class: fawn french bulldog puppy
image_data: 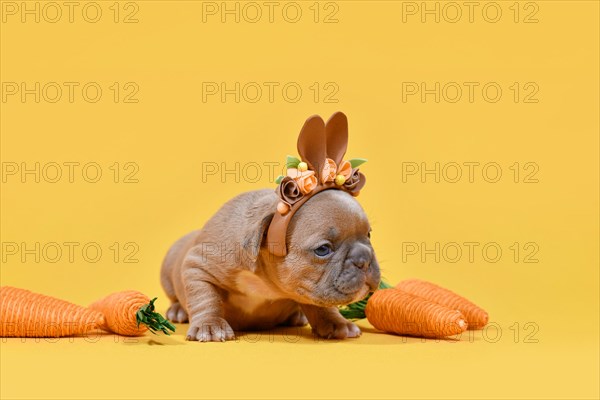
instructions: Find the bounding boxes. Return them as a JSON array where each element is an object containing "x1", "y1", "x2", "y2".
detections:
[
  {"x1": 160, "y1": 112, "x2": 380, "y2": 342},
  {"x1": 160, "y1": 189, "x2": 380, "y2": 342}
]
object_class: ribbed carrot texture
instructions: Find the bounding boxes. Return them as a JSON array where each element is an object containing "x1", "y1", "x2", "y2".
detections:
[
  {"x1": 0, "y1": 287, "x2": 104, "y2": 337},
  {"x1": 396, "y1": 279, "x2": 489, "y2": 329},
  {"x1": 0, "y1": 287, "x2": 174, "y2": 338},
  {"x1": 89, "y1": 290, "x2": 150, "y2": 336},
  {"x1": 366, "y1": 289, "x2": 468, "y2": 338}
]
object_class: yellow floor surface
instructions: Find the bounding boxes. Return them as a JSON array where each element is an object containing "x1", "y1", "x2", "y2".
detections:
[{"x1": 1, "y1": 319, "x2": 598, "y2": 399}]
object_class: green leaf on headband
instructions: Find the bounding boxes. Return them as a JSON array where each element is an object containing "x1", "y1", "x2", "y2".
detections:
[
  {"x1": 275, "y1": 175, "x2": 284, "y2": 184},
  {"x1": 349, "y1": 158, "x2": 367, "y2": 168},
  {"x1": 286, "y1": 155, "x2": 301, "y2": 168}
]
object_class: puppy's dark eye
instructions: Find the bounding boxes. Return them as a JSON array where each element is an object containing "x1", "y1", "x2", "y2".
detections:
[{"x1": 314, "y1": 244, "x2": 333, "y2": 257}]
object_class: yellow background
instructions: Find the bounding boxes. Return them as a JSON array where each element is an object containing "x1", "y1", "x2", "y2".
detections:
[{"x1": 1, "y1": 1, "x2": 598, "y2": 399}]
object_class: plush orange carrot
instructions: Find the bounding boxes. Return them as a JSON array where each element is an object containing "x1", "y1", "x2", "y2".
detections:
[
  {"x1": 365, "y1": 288, "x2": 468, "y2": 338},
  {"x1": 89, "y1": 290, "x2": 171, "y2": 336},
  {"x1": 0, "y1": 286, "x2": 174, "y2": 337},
  {"x1": 396, "y1": 279, "x2": 489, "y2": 329},
  {"x1": 0, "y1": 286, "x2": 104, "y2": 337}
]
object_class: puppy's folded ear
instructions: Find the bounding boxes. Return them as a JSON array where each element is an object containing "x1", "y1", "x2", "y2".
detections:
[{"x1": 241, "y1": 197, "x2": 276, "y2": 271}]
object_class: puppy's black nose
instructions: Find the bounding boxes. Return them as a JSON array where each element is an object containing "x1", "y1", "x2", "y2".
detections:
[
  {"x1": 352, "y1": 256, "x2": 370, "y2": 270},
  {"x1": 348, "y1": 245, "x2": 371, "y2": 270}
]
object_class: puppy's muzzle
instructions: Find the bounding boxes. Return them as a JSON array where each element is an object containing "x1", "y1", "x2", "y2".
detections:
[{"x1": 334, "y1": 244, "x2": 379, "y2": 295}]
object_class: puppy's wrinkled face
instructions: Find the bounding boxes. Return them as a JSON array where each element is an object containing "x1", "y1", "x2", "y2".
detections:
[{"x1": 266, "y1": 190, "x2": 381, "y2": 307}]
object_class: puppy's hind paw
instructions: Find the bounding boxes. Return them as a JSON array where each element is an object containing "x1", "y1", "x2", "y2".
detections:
[
  {"x1": 186, "y1": 317, "x2": 236, "y2": 342},
  {"x1": 283, "y1": 310, "x2": 309, "y2": 327},
  {"x1": 312, "y1": 320, "x2": 361, "y2": 340},
  {"x1": 166, "y1": 302, "x2": 188, "y2": 323}
]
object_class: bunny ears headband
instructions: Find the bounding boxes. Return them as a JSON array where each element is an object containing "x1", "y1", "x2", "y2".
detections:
[{"x1": 266, "y1": 112, "x2": 367, "y2": 257}]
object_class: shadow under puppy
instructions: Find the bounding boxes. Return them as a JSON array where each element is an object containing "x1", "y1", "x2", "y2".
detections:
[{"x1": 160, "y1": 112, "x2": 381, "y2": 342}]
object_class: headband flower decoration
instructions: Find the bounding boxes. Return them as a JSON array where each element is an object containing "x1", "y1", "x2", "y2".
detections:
[
  {"x1": 273, "y1": 155, "x2": 367, "y2": 215},
  {"x1": 266, "y1": 112, "x2": 367, "y2": 256}
]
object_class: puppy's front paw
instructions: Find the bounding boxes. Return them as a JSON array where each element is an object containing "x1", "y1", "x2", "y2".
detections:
[
  {"x1": 186, "y1": 317, "x2": 235, "y2": 342},
  {"x1": 312, "y1": 319, "x2": 361, "y2": 339}
]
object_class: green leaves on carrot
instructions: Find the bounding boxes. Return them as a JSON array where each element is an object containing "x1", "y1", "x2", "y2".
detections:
[{"x1": 135, "y1": 297, "x2": 176, "y2": 335}]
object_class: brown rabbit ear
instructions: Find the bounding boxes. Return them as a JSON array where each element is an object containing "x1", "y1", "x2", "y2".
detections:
[
  {"x1": 297, "y1": 115, "x2": 326, "y2": 177},
  {"x1": 325, "y1": 112, "x2": 348, "y2": 167}
]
